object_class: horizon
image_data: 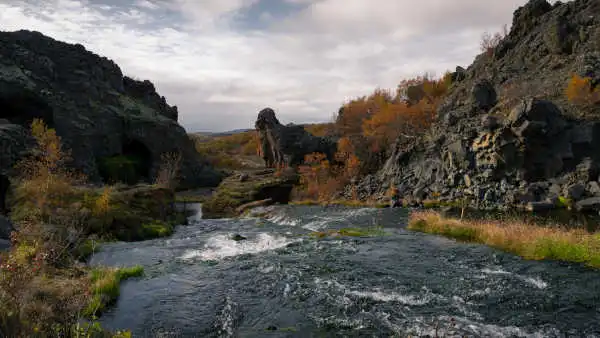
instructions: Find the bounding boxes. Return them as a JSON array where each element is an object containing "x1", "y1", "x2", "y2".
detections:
[{"x1": 0, "y1": 0, "x2": 564, "y2": 133}]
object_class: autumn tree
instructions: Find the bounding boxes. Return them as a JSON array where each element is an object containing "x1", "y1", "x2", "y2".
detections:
[
  {"x1": 480, "y1": 24, "x2": 509, "y2": 57},
  {"x1": 566, "y1": 74, "x2": 600, "y2": 108}
]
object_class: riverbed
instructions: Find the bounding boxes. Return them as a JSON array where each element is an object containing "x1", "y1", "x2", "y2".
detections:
[{"x1": 90, "y1": 204, "x2": 600, "y2": 337}]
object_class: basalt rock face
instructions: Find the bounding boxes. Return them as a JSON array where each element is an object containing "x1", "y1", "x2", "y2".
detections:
[
  {"x1": 255, "y1": 107, "x2": 337, "y2": 167},
  {"x1": 356, "y1": 0, "x2": 600, "y2": 210},
  {"x1": 0, "y1": 30, "x2": 222, "y2": 190}
]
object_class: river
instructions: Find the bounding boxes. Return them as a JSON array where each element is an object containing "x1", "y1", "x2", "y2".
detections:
[{"x1": 89, "y1": 204, "x2": 600, "y2": 337}]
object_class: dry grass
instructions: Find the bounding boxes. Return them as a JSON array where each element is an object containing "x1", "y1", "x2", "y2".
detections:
[
  {"x1": 190, "y1": 131, "x2": 260, "y2": 170},
  {"x1": 408, "y1": 210, "x2": 600, "y2": 268}
]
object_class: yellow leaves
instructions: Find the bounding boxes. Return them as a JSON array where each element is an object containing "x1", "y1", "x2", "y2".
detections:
[
  {"x1": 93, "y1": 186, "x2": 113, "y2": 217},
  {"x1": 565, "y1": 74, "x2": 600, "y2": 107}
]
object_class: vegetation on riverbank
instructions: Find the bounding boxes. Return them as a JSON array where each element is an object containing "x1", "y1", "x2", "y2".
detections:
[
  {"x1": 310, "y1": 226, "x2": 388, "y2": 238},
  {"x1": 408, "y1": 210, "x2": 600, "y2": 268},
  {"x1": 0, "y1": 119, "x2": 184, "y2": 336}
]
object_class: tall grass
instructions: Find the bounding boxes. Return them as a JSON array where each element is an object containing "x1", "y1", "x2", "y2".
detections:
[{"x1": 408, "y1": 210, "x2": 600, "y2": 268}]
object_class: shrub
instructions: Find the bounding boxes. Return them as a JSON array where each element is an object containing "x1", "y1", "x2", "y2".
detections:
[
  {"x1": 154, "y1": 151, "x2": 182, "y2": 191},
  {"x1": 97, "y1": 155, "x2": 142, "y2": 185},
  {"x1": 565, "y1": 74, "x2": 600, "y2": 107},
  {"x1": 480, "y1": 24, "x2": 508, "y2": 57},
  {"x1": 0, "y1": 119, "x2": 139, "y2": 336}
]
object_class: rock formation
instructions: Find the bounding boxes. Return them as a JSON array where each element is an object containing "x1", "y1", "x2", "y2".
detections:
[
  {"x1": 255, "y1": 107, "x2": 337, "y2": 167},
  {"x1": 0, "y1": 30, "x2": 223, "y2": 197},
  {"x1": 354, "y1": 0, "x2": 600, "y2": 211}
]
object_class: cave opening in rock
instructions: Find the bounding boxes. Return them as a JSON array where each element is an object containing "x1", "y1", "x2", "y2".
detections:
[
  {"x1": 255, "y1": 185, "x2": 294, "y2": 205},
  {"x1": 97, "y1": 140, "x2": 153, "y2": 185},
  {"x1": 0, "y1": 90, "x2": 54, "y2": 128},
  {"x1": 0, "y1": 175, "x2": 9, "y2": 214}
]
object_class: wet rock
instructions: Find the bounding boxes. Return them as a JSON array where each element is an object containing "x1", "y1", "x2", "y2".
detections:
[{"x1": 231, "y1": 234, "x2": 247, "y2": 241}]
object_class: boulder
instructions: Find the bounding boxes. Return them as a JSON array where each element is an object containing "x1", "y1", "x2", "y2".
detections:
[{"x1": 575, "y1": 197, "x2": 600, "y2": 212}]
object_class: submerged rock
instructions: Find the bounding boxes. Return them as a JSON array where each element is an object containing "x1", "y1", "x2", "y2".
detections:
[{"x1": 231, "y1": 234, "x2": 247, "y2": 241}]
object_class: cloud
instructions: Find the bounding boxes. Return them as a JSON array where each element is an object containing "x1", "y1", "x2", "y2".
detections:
[{"x1": 0, "y1": 0, "x2": 564, "y2": 132}]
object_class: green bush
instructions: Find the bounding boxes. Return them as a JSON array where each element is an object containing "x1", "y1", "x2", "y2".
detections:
[{"x1": 97, "y1": 155, "x2": 143, "y2": 185}]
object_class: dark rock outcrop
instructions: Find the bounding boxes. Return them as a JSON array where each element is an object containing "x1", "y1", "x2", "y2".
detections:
[
  {"x1": 356, "y1": 0, "x2": 600, "y2": 211},
  {"x1": 255, "y1": 108, "x2": 337, "y2": 167},
  {"x1": 0, "y1": 30, "x2": 222, "y2": 189}
]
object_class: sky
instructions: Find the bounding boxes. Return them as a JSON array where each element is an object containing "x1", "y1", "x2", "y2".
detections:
[{"x1": 0, "y1": 0, "x2": 560, "y2": 132}]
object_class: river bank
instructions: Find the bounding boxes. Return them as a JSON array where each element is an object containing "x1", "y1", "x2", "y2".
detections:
[{"x1": 409, "y1": 210, "x2": 600, "y2": 269}]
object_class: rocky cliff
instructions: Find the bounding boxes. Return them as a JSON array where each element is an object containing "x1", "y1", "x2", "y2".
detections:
[
  {"x1": 255, "y1": 107, "x2": 337, "y2": 167},
  {"x1": 356, "y1": 0, "x2": 600, "y2": 211},
  {"x1": 0, "y1": 30, "x2": 223, "y2": 193}
]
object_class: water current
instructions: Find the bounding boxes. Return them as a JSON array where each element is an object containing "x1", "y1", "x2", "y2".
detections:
[{"x1": 90, "y1": 204, "x2": 600, "y2": 337}]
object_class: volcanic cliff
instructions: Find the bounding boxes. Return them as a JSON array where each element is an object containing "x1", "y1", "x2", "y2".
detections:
[
  {"x1": 0, "y1": 30, "x2": 223, "y2": 200},
  {"x1": 350, "y1": 0, "x2": 600, "y2": 211}
]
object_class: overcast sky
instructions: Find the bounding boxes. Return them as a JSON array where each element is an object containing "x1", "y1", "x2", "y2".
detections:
[{"x1": 0, "y1": 0, "x2": 556, "y2": 132}]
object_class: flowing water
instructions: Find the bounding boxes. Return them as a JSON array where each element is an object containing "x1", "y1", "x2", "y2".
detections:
[{"x1": 90, "y1": 204, "x2": 600, "y2": 337}]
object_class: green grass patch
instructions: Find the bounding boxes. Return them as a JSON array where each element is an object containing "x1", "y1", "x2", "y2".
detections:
[
  {"x1": 73, "y1": 238, "x2": 103, "y2": 261},
  {"x1": 310, "y1": 226, "x2": 387, "y2": 239},
  {"x1": 556, "y1": 196, "x2": 573, "y2": 209},
  {"x1": 84, "y1": 266, "x2": 144, "y2": 318}
]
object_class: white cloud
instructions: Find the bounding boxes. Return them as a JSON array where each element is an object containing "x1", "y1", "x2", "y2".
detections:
[{"x1": 0, "y1": 0, "x2": 563, "y2": 132}]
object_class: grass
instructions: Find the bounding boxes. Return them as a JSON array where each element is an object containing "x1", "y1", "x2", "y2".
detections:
[
  {"x1": 310, "y1": 226, "x2": 387, "y2": 238},
  {"x1": 84, "y1": 266, "x2": 144, "y2": 317},
  {"x1": 408, "y1": 210, "x2": 600, "y2": 268}
]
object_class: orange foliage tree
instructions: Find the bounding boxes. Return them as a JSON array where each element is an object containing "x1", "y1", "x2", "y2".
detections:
[
  {"x1": 335, "y1": 73, "x2": 451, "y2": 173},
  {"x1": 294, "y1": 72, "x2": 452, "y2": 202},
  {"x1": 566, "y1": 74, "x2": 600, "y2": 107}
]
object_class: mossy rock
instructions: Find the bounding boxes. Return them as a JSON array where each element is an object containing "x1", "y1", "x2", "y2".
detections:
[{"x1": 202, "y1": 169, "x2": 298, "y2": 218}]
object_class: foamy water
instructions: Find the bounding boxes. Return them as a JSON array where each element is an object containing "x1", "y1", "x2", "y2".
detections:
[
  {"x1": 179, "y1": 233, "x2": 301, "y2": 261},
  {"x1": 481, "y1": 268, "x2": 548, "y2": 289}
]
